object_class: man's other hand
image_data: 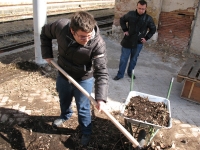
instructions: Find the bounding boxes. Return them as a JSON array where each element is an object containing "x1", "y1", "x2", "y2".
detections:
[
  {"x1": 45, "y1": 58, "x2": 53, "y2": 64},
  {"x1": 96, "y1": 100, "x2": 105, "y2": 112}
]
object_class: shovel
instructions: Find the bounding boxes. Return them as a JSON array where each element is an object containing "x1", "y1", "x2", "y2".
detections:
[{"x1": 50, "y1": 60, "x2": 141, "y2": 149}]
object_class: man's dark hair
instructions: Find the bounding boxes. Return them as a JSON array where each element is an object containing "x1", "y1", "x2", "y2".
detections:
[
  {"x1": 70, "y1": 11, "x2": 96, "y2": 32},
  {"x1": 137, "y1": 0, "x2": 147, "y2": 6}
]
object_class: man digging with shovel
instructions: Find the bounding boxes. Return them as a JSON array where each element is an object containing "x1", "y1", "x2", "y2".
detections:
[{"x1": 40, "y1": 11, "x2": 109, "y2": 146}]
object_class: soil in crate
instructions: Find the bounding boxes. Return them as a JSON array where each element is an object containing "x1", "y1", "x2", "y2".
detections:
[{"x1": 123, "y1": 96, "x2": 170, "y2": 127}]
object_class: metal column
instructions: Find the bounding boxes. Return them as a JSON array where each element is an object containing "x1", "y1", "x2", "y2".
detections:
[{"x1": 33, "y1": 0, "x2": 47, "y2": 65}]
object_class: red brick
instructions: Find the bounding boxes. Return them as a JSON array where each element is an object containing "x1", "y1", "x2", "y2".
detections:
[{"x1": 158, "y1": 9, "x2": 194, "y2": 51}]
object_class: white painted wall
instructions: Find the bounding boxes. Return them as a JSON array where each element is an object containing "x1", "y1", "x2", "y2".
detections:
[
  {"x1": 162, "y1": 0, "x2": 198, "y2": 12},
  {"x1": 190, "y1": 3, "x2": 200, "y2": 55}
]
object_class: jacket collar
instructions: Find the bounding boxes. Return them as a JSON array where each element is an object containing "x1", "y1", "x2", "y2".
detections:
[{"x1": 136, "y1": 9, "x2": 146, "y2": 16}]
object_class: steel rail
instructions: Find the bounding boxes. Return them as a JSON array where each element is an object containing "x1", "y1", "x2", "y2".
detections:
[
  {"x1": 0, "y1": 16, "x2": 113, "y2": 37},
  {"x1": 0, "y1": 8, "x2": 114, "y2": 24},
  {"x1": 0, "y1": 16, "x2": 113, "y2": 53},
  {"x1": 0, "y1": 40, "x2": 34, "y2": 53},
  {"x1": 0, "y1": 29, "x2": 31, "y2": 38}
]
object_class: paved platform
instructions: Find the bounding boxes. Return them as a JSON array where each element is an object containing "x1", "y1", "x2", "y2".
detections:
[{"x1": 0, "y1": 34, "x2": 200, "y2": 149}]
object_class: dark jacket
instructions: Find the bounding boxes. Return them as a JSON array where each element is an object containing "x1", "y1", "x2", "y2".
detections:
[
  {"x1": 120, "y1": 10, "x2": 156, "y2": 48},
  {"x1": 40, "y1": 19, "x2": 108, "y2": 101}
]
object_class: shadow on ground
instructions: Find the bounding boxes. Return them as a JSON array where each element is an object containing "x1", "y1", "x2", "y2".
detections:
[{"x1": 0, "y1": 107, "x2": 132, "y2": 150}]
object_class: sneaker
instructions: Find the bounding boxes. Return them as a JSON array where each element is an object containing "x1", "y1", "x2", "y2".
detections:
[
  {"x1": 52, "y1": 118, "x2": 66, "y2": 128},
  {"x1": 113, "y1": 76, "x2": 121, "y2": 80},
  {"x1": 81, "y1": 134, "x2": 91, "y2": 146}
]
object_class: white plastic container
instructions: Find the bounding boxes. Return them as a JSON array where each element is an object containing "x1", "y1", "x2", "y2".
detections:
[{"x1": 121, "y1": 91, "x2": 172, "y2": 129}]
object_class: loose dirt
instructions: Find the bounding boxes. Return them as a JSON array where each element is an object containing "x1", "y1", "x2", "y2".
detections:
[{"x1": 123, "y1": 96, "x2": 170, "y2": 127}]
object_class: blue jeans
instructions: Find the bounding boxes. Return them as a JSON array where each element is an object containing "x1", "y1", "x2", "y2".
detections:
[
  {"x1": 56, "y1": 73, "x2": 94, "y2": 135},
  {"x1": 117, "y1": 44, "x2": 143, "y2": 78}
]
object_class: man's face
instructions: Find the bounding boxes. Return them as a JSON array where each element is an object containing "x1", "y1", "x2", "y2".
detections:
[
  {"x1": 137, "y1": 3, "x2": 147, "y2": 15},
  {"x1": 71, "y1": 29, "x2": 93, "y2": 46}
]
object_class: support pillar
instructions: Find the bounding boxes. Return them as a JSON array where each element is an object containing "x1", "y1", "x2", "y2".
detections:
[{"x1": 33, "y1": 0, "x2": 47, "y2": 65}]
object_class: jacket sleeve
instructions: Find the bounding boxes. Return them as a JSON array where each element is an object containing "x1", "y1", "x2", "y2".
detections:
[
  {"x1": 120, "y1": 12, "x2": 130, "y2": 32},
  {"x1": 40, "y1": 19, "x2": 67, "y2": 59},
  {"x1": 145, "y1": 16, "x2": 156, "y2": 41},
  {"x1": 92, "y1": 36, "x2": 109, "y2": 102}
]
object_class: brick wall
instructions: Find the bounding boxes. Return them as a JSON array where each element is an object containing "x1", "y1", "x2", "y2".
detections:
[{"x1": 158, "y1": 8, "x2": 195, "y2": 51}]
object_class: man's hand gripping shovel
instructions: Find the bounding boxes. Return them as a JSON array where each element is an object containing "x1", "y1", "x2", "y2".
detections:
[{"x1": 50, "y1": 60, "x2": 142, "y2": 149}]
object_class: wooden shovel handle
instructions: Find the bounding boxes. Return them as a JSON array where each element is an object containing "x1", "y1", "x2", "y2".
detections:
[{"x1": 50, "y1": 60, "x2": 140, "y2": 148}]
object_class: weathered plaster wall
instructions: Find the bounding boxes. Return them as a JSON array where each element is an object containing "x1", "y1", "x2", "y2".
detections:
[
  {"x1": 190, "y1": 2, "x2": 200, "y2": 55},
  {"x1": 162, "y1": 0, "x2": 198, "y2": 12}
]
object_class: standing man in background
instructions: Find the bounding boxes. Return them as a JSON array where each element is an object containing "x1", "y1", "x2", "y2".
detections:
[
  {"x1": 40, "y1": 11, "x2": 109, "y2": 146},
  {"x1": 114, "y1": 0, "x2": 156, "y2": 80}
]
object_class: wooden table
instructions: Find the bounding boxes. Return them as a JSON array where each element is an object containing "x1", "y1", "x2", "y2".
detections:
[{"x1": 177, "y1": 59, "x2": 200, "y2": 103}]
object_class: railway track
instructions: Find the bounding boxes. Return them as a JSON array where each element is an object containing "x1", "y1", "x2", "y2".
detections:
[
  {"x1": 0, "y1": 13, "x2": 113, "y2": 53},
  {"x1": 0, "y1": 30, "x2": 31, "y2": 38},
  {"x1": 0, "y1": 0, "x2": 115, "y2": 22}
]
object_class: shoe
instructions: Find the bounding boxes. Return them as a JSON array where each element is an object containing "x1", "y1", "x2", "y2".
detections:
[
  {"x1": 81, "y1": 134, "x2": 91, "y2": 146},
  {"x1": 52, "y1": 118, "x2": 66, "y2": 128},
  {"x1": 128, "y1": 74, "x2": 136, "y2": 79},
  {"x1": 113, "y1": 76, "x2": 121, "y2": 80}
]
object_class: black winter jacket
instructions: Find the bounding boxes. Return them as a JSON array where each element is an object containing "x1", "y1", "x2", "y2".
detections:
[
  {"x1": 40, "y1": 19, "x2": 109, "y2": 101},
  {"x1": 120, "y1": 10, "x2": 156, "y2": 48}
]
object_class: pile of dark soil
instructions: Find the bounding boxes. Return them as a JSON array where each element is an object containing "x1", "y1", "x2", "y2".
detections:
[
  {"x1": 123, "y1": 96, "x2": 170, "y2": 127},
  {"x1": 16, "y1": 61, "x2": 39, "y2": 71}
]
